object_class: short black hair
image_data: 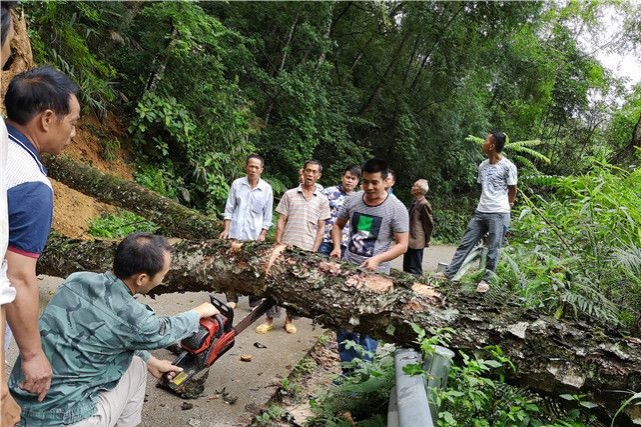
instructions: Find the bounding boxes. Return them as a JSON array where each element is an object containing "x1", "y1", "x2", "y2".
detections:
[
  {"x1": 362, "y1": 159, "x2": 389, "y2": 179},
  {"x1": 343, "y1": 164, "x2": 361, "y2": 178},
  {"x1": 1, "y1": 1, "x2": 17, "y2": 46},
  {"x1": 113, "y1": 233, "x2": 173, "y2": 280},
  {"x1": 303, "y1": 159, "x2": 322, "y2": 173},
  {"x1": 246, "y1": 153, "x2": 264, "y2": 168},
  {"x1": 387, "y1": 168, "x2": 395, "y2": 180},
  {"x1": 4, "y1": 66, "x2": 79, "y2": 125},
  {"x1": 490, "y1": 131, "x2": 507, "y2": 153}
]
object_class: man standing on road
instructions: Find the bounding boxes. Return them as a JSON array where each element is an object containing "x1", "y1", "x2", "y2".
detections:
[
  {"x1": 219, "y1": 154, "x2": 273, "y2": 309},
  {"x1": 256, "y1": 160, "x2": 330, "y2": 335},
  {"x1": 437, "y1": 131, "x2": 517, "y2": 292},
  {"x1": 403, "y1": 179, "x2": 434, "y2": 276},
  {"x1": 331, "y1": 159, "x2": 408, "y2": 372},
  {"x1": 10, "y1": 233, "x2": 220, "y2": 427},
  {"x1": 4, "y1": 66, "x2": 81, "y2": 403},
  {"x1": 318, "y1": 165, "x2": 361, "y2": 257}
]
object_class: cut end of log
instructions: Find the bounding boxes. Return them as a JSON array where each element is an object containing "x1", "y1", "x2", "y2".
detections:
[
  {"x1": 411, "y1": 282, "x2": 441, "y2": 298},
  {"x1": 345, "y1": 274, "x2": 394, "y2": 293},
  {"x1": 264, "y1": 244, "x2": 288, "y2": 274},
  {"x1": 229, "y1": 241, "x2": 244, "y2": 253}
]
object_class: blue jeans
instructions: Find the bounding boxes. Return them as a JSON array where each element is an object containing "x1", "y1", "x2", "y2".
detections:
[
  {"x1": 444, "y1": 210, "x2": 510, "y2": 280},
  {"x1": 337, "y1": 329, "x2": 378, "y2": 374},
  {"x1": 318, "y1": 242, "x2": 346, "y2": 258}
]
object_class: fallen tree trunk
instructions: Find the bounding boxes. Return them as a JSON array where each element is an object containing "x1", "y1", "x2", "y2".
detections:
[
  {"x1": 39, "y1": 234, "x2": 641, "y2": 424},
  {"x1": 42, "y1": 155, "x2": 221, "y2": 240}
]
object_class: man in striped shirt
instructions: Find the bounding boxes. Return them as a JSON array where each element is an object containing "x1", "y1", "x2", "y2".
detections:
[
  {"x1": 4, "y1": 67, "x2": 80, "y2": 402},
  {"x1": 255, "y1": 160, "x2": 330, "y2": 335}
]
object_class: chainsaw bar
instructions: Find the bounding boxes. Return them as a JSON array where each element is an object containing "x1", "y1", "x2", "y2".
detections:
[{"x1": 231, "y1": 298, "x2": 275, "y2": 335}]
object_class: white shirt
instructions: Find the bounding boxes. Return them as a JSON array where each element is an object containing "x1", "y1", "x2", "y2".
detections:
[
  {"x1": 476, "y1": 157, "x2": 518, "y2": 214},
  {"x1": 0, "y1": 116, "x2": 17, "y2": 305},
  {"x1": 223, "y1": 177, "x2": 273, "y2": 240}
]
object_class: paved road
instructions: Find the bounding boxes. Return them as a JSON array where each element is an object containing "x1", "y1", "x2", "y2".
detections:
[{"x1": 6, "y1": 245, "x2": 456, "y2": 427}]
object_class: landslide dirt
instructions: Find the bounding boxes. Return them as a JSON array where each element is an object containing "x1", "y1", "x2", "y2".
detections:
[{"x1": 50, "y1": 114, "x2": 133, "y2": 238}]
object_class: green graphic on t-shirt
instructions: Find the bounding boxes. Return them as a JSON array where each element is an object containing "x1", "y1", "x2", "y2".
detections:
[{"x1": 356, "y1": 214, "x2": 374, "y2": 232}]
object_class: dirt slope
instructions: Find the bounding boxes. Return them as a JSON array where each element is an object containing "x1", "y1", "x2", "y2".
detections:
[{"x1": 51, "y1": 114, "x2": 134, "y2": 238}]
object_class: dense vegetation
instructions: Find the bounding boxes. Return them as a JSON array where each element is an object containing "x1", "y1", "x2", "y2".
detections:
[
  {"x1": 17, "y1": 1, "x2": 641, "y2": 425},
  {"x1": 22, "y1": 1, "x2": 640, "y2": 206}
]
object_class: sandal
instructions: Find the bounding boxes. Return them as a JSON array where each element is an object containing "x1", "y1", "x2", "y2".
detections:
[
  {"x1": 284, "y1": 322, "x2": 297, "y2": 334},
  {"x1": 255, "y1": 323, "x2": 274, "y2": 334},
  {"x1": 476, "y1": 280, "x2": 490, "y2": 293}
]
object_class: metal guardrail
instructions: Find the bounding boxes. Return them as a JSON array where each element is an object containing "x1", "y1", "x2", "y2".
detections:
[
  {"x1": 452, "y1": 244, "x2": 488, "y2": 282},
  {"x1": 388, "y1": 346, "x2": 455, "y2": 427}
]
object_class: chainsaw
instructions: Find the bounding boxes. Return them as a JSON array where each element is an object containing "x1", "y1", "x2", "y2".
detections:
[{"x1": 159, "y1": 294, "x2": 275, "y2": 395}]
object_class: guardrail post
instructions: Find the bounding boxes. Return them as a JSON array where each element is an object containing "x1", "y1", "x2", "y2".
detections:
[
  {"x1": 388, "y1": 346, "x2": 455, "y2": 426},
  {"x1": 390, "y1": 348, "x2": 434, "y2": 427},
  {"x1": 423, "y1": 345, "x2": 455, "y2": 420}
]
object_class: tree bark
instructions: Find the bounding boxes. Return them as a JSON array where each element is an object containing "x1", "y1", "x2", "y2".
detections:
[
  {"x1": 38, "y1": 234, "x2": 641, "y2": 425},
  {"x1": 42, "y1": 155, "x2": 221, "y2": 240},
  {"x1": 1, "y1": 10, "x2": 35, "y2": 115}
]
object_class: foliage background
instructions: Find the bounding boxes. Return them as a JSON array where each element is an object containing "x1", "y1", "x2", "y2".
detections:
[{"x1": 21, "y1": 1, "x2": 638, "y2": 209}]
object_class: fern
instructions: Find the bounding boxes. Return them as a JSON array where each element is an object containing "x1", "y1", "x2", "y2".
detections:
[
  {"x1": 519, "y1": 174, "x2": 561, "y2": 186},
  {"x1": 464, "y1": 134, "x2": 550, "y2": 173}
]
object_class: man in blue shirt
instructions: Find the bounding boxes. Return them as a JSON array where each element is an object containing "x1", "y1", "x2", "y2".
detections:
[
  {"x1": 4, "y1": 66, "x2": 81, "y2": 403},
  {"x1": 219, "y1": 154, "x2": 273, "y2": 308},
  {"x1": 1, "y1": 2, "x2": 21, "y2": 423},
  {"x1": 10, "y1": 233, "x2": 220, "y2": 426}
]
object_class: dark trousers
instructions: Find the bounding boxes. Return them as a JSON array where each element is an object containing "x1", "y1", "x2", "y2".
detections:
[
  {"x1": 225, "y1": 292, "x2": 261, "y2": 307},
  {"x1": 318, "y1": 242, "x2": 346, "y2": 258},
  {"x1": 403, "y1": 248, "x2": 424, "y2": 275}
]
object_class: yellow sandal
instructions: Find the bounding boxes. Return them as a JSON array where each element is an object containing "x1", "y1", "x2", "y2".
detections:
[
  {"x1": 255, "y1": 323, "x2": 274, "y2": 334},
  {"x1": 284, "y1": 322, "x2": 297, "y2": 334}
]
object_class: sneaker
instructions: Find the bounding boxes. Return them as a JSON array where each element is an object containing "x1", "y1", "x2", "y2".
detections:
[{"x1": 476, "y1": 280, "x2": 490, "y2": 293}]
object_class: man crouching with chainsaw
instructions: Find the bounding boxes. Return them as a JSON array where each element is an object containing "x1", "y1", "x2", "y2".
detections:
[{"x1": 9, "y1": 232, "x2": 219, "y2": 427}]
